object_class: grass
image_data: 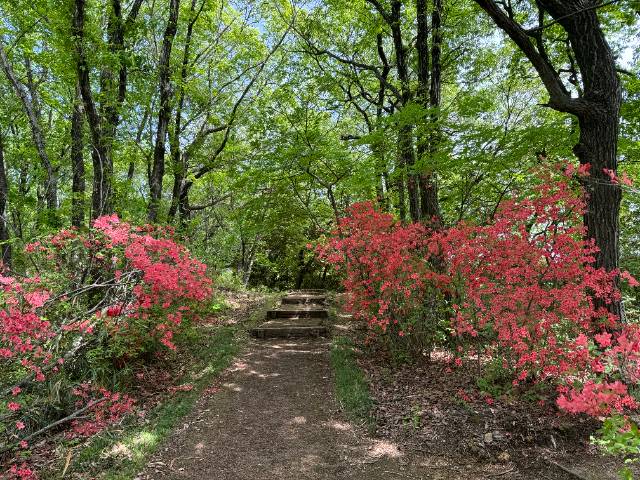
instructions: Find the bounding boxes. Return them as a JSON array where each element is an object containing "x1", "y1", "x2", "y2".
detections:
[
  {"x1": 44, "y1": 293, "x2": 282, "y2": 479},
  {"x1": 54, "y1": 326, "x2": 240, "y2": 480},
  {"x1": 330, "y1": 336, "x2": 374, "y2": 428}
]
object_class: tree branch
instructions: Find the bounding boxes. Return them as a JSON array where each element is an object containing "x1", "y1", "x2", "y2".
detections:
[
  {"x1": 473, "y1": 0, "x2": 580, "y2": 113},
  {"x1": 527, "y1": 0, "x2": 621, "y2": 32},
  {"x1": 191, "y1": 27, "x2": 291, "y2": 182}
]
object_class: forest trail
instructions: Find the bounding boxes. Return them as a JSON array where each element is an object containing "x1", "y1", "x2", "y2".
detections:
[
  {"x1": 135, "y1": 338, "x2": 487, "y2": 480},
  {"x1": 134, "y1": 293, "x2": 552, "y2": 480}
]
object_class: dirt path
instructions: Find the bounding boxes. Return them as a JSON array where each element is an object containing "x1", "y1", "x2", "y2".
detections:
[{"x1": 135, "y1": 336, "x2": 545, "y2": 480}]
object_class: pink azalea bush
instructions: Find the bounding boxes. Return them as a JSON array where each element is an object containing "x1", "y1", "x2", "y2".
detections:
[
  {"x1": 318, "y1": 201, "x2": 447, "y2": 356},
  {"x1": 1, "y1": 215, "x2": 212, "y2": 477},
  {"x1": 319, "y1": 168, "x2": 640, "y2": 418}
]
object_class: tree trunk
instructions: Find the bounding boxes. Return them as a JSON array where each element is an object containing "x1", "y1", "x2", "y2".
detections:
[
  {"x1": 327, "y1": 185, "x2": 340, "y2": 225},
  {"x1": 424, "y1": 0, "x2": 443, "y2": 226},
  {"x1": 0, "y1": 132, "x2": 11, "y2": 268},
  {"x1": 295, "y1": 248, "x2": 316, "y2": 289},
  {"x1": 390, "y1": 0, "x2": 420, "y2": 222},
  {"x1": 71, "y1": 84, "x2": 86, "y2": 228},
  {"x1": 395, "y1": 165, "x2": 407, "y2": 223},
  {"x1": 295, "y1": 249, "x2": 306, "y2": 289},
  {"x1": 97, "y1": 0, "x2": 125, "y2": 192},
  {"x1": 542, "y1": 0, "x2": 621, "y2": 274},
  {"x1": 23, "y1": 57, "x2": 58, "y2": 217},
  {"x1": 374, "y1": 33, "x2": 391, "y2": 211},
  {"x1": 242, "y1": 236, "x2": 260, "y2": 287},
  {"x1": 167, "y1": 164, "x2": 184, "y2": 221},
  {"x1": 149, "y1": 0, "x2": 181, "y2": 222},
  {"x1": 576, "y1": 116, "x2": 621, "y2": 282},
  {"x1": 168, "y1": 0, "x2": 201, "y2": 222},
  {"x1": 73, "y1": 0, "x2": 114, "y2": 219},
  {"x1": 178, "y1": 183, "x2": 191, "y2": 223},
  {"x1": 474, "y1": 0, "x2": 622, "y2": 314},
  {"x1": 398, "y1": 126, "x2": 420, "y2": 222},
  {"x1": 128, "y1": 106, "x2": 150, "y2": 182},
  {"x1": 373, "y1": 143, "x2": 387, "y2": 210},
  {"x1": 416, "y1": 0, "x2": 442, "y2": 225}
]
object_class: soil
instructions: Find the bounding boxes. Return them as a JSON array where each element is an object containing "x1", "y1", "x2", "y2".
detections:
[
  {"x1": 360, "y1": 350, "x2": 629, "y2": 480},
  {"x1": 137, "y1": 337, "x2": 508, "y2": 480},
  {"x1": 134, "y1": 294, "x2": 636, "y2": 480}
]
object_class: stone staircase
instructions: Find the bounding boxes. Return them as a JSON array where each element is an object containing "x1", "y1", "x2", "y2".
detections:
[{"x1": 250, "y1": 290, "x2": 330, "y2": 339}]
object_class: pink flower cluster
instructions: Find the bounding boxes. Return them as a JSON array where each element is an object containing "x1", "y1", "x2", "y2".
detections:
[
  {"x1": 93, "y1": 215, "x2": 211, "y2": 351},
  {"x1": 0, "y1": 215, "x2": 213, "y2": 470},
  {"x1": 317, "y1": 201, "x2": 447, "y2": 336},
  {"x1": 6, "y1": 463, "x2": 36, "y2": 480},
  {"x1": 320, "y1": 170, "x2": 640, "y2": 417},
  {"x1": 66, "y1": 383, "x2": 135, "y2": 438}
]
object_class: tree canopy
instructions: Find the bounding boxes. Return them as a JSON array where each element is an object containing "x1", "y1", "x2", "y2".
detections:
[{"x1": 0, "y1": 0, "x2": 637, "y2": 290}]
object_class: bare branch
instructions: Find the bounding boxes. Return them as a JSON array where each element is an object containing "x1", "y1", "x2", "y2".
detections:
[{"x1": 473, "y1": 0, "x2": 580, "y2": 113}]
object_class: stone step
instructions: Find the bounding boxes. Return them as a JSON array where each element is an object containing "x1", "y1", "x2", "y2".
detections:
[
  {"x1": 281, "y1": 295, "x2": 326, "y2": 305},
  {"x1": 293, "y1": 289, "x2": 326, "y2": 295},
  {"x1": 266, "y1": 307, "x2": 329, "y2": 319},
  {"x1": 250, "y1": 319, "x2": 329, "y2": 339}
]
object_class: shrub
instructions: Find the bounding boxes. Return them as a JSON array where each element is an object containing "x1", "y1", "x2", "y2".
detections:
[
  {"x1": 317, "y1": 201, "x2": 448, "y2": 358},
  {"x1": 0, "y1": 215, "x2": 212, "y2": 466}
]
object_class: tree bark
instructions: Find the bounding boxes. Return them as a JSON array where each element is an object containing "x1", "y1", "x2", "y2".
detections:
[
  {"x1": 416, "y1": 0, "x2": 442, "y2": 225},
  {"x1": 100, "y1": 0, "x2": 125, "y2": 157},
  {"x1": 542, "y1": 0, "x2": 621, "y2": 275},
  {"x1": 73, "y1": 0, "x2": 113, "y2": 218},
  {"x1": 73, "y1": 0, "x2": 143, "y2": 219},
  {"x1": 242, "y1": 237, "x2": 260, "y2": 288},
  {"x1": 395, "y1": 166, "x2": 407, "y2": 223},
  {"x1": 149, "y1": 0, "x2": 181, "y2": 222},
  {"x1": 0, "y1": 131, "x2": 11, "y2": 268},
  {"x1": 424, "y1": 0, "x2": 443, "y2": 226},
  {"x1": 295, "y1": 248, "x2": 316, "y2": 289},
  {"x1": 397, "y1": 126, "x2": 419, "y2": 222},
  {"x1": 168, "y1": 0, "x2": 203, "y2": 222},
  {"x1": 100, "y1": 0, "x2": 144, "y2": 176},
  {"x1": 71, "y1": 83, "x2": 86, "y2": 228},
  {"x1": 389, "y1": 0, "x2": 420, "y2": 222},
  {"x1": 22, "y1": 57, "x2": 58, "y2": 216},
  {"x1": 374, "y1": 33, "x2": 391, "y2": 210}
]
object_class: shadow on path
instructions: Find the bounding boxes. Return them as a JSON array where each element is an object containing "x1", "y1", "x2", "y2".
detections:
[{"x1": 136, "y1": 338, "x2": 524, "y2": 480}]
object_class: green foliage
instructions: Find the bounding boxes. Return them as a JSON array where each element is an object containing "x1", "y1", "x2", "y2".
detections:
[
  {"x1": 213, "y1": 269, "x2": 246, "y2": 291},
  {"x1": 476, "y1": 358, "x2": 513, "y2": 399},
  {"x1": 403, "y1": 404, "x2": 423, "y2": 431},
  {"x1": 593, "y1": 415, "x2": 640, "y2": 480}
]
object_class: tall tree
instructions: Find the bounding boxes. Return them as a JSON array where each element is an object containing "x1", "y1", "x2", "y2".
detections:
[
  {"x1": 0, "y1": 130, "x2": 10, "y2": 267},
  {"x1": 149, "y1": 0, "x2": 181, "y2": 222},
  {"x1": 73, "y1": 0, "x2": 143, "y2": 219},
  {"x1": 474, "y1": 0, "x2": 624, "y2": 313},
  {"x1": 70, "y1": 84, "x2": 86, "y2": 228},
  {"x1": 74, "y1": 0, "x2": 114, "y2": 218},
  {"x1": 415, "y1": 0, "x2": 443, "y2": 225},
  {"x1": 168, "y1": 0, "x2": 205, "y2": 221},
  {"x1": 387, "y1": 0, "x2": 421, "y2": 222}
]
